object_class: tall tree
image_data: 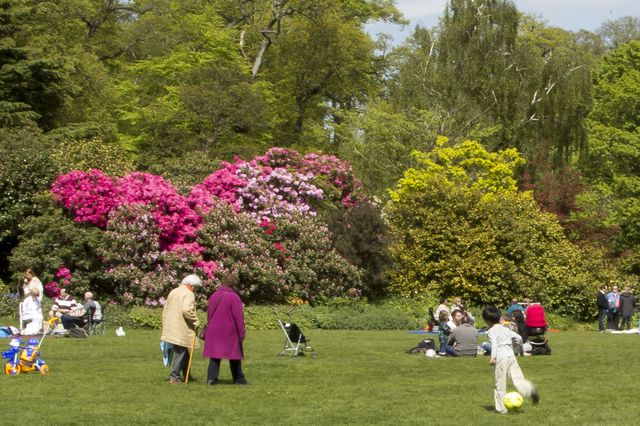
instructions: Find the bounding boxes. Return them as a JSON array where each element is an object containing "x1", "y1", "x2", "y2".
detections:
[
  {"x1": 115, "y1": 3, "x2": 272, "y2": 163},
  {"x1": 0, "y1": 0, "x2": 72, "y2": 129},
  {"x1": 576, "y1": 41, "x2": 640, "y2": 272},
  {"x1": 597, "y1": 16, "x2": 640, "y2": 50},
  {"x1": 391, "y1": 2, "x2": 595, "y2": 181}
]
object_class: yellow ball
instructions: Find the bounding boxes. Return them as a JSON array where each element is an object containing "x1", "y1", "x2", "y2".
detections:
[{"x1": 503, "y1": 391, "x2": 524, "y2": 410}]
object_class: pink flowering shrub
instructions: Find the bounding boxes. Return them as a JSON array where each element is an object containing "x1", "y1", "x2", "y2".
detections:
[
  {"x1": 265, "y1": 213, "x2": 363, "y2": 303},
  {"x1": 52, "y1": 170, "x2": 202, "y2": 250},
  {"x1": 196, "y1": 204, "x2": 362, "y2": 304},
  {"x1": 44, "y1": 281, "x2": 61, "y2": 298},
  {"x1": 117, "y1": 172, "x2": 201, "y2": 250},
  {"x1": 51, "y1": 169, "x2": 120, "y2": 228},
  {"x1": 188, "y1": 147, "x2": 363, "y2": 219},
  {"x1": 97, "y1": 205, "x2": 214, "y2": 306},
  {"x1": 197, "y1": 203, "x2": 287, "y2": 303},
  {"x1": 45, "y1": 147, "x2": 373, "y2": 305}
]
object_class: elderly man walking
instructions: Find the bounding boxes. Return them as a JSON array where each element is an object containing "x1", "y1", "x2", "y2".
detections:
[{"x1": 161, "y1": 274, "x2": 201, "y2": 384}]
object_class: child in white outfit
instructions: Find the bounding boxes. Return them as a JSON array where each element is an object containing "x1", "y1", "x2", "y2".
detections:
[{"x1": 482, "y1": 306, "x2": 539, "y2": 413}]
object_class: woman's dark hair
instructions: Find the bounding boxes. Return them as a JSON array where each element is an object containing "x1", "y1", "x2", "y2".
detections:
[{"x1": 482, "y1": 306, "x2": 502, "y2": 325}]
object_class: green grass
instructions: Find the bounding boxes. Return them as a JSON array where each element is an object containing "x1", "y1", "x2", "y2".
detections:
[{"x1": 0, "y1": 327, "x2": 638, "y2": 425}]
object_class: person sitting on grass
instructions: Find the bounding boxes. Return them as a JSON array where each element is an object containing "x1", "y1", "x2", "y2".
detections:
[
  {"x1": 506, "y1": 298, "x2": 524, "y2": 317},
  {"x1": 452, "y1": 297, "x2": 475, "y2": 325},
  {"x1": 443, "y1": 314, "x2": 478, "y2": 356},
  {"x1": 510, "y1": 310, "x2": 533, "y2": 356},
  {"x1": 448, "y1": 309, "x2": 463, "y2": 332},
  {"x1": 483, "y1": 306, "x2": 539, "y2": 414},
  {"x1": 60, "y1": 292, "x2": 97, "y2": 330},
  {"x1": 49, "y1": 288, "x2": 78, "y2": 319}
]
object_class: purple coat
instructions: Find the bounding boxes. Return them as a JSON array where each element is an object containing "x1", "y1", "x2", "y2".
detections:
[{"x1": 202, "y1": 286, "x2": 246, "y2": 360}]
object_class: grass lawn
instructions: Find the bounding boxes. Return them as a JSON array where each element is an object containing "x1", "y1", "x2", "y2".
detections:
[{"x1": 0, "y1": 326, "x2": 638, "y2": 425}]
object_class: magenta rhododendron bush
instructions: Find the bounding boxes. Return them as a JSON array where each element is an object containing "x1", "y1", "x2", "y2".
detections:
[{"x1": 49, "y1": 148, "x2": 365, "y2": 306}]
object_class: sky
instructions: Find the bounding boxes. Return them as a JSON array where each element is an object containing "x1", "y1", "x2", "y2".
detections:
[{"x1": 366, "y1": 0, "x2": 640, "y2": 44}]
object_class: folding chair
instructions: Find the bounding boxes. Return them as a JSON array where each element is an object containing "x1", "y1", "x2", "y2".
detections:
[
  {"x1": 85, "y1": 302, "x2": 106, "y2": 336},
  {"x1": 277, "y1": 319, "x2": 317, "y2": 357},
  {"x1": 18, "y1": 301, "x2": 28, "y2": 330}
]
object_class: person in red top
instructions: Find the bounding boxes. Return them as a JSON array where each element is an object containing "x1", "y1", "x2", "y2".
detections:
[{"x1": 524, "y1": 303, "x2": 547, "y2": 336}]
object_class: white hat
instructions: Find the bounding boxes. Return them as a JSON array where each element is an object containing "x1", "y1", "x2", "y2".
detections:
[{"x1": 181, "y1": 274, "x2": 202, "y2": 287}]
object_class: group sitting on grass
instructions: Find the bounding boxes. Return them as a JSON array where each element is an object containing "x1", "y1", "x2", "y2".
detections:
[{"x1": 432, "y1": 297, "x2": 550, "y2": 357}]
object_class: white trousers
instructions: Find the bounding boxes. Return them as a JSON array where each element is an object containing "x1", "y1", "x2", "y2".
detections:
[{"x1": 494, "y1": 356, "x2": 534, "y2": 412}]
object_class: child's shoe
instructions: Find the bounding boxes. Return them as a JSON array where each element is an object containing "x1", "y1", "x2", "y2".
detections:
[{"x1": 531, "y1": 389, "x2": 540, "y2": 405}]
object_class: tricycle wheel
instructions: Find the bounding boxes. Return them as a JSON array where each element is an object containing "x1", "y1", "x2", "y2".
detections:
[{"x1": 5, "y1": 363, "x2": 20, "y2": 376}]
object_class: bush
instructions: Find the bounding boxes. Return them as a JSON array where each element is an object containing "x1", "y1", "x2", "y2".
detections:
[
  {"x1": 197, "y1": 205, "x2": 363, "y2": 304},
  {"x1": 387, "y1": 139, "x2": 619, "y2": 318},
  {"x1": 0, "y1": 127, "x2": 55, "y2": 245},
  {"x1": 313, "y1": 304, "x2": 416, "y2": 330},
  {"x1": 128, "y1": 306, "x2": 163, "y2": 329},
  {"x1": 0, "y1": 279, "x2": 20, "y2": 318},
  {"x1": 326, "y1": 201, "x2": 391, "y2": 299},
  {"x1": 9, "y1": 193, "x2": 107, "y2": 297}
]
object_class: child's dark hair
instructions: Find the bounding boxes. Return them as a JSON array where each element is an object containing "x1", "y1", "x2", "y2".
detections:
[
  {"x1": 482, "y1": 306, "x2": 502, "y2": 326},
  {"x1": 512, "y1": 310, "x2": 525, "y2": 323}
]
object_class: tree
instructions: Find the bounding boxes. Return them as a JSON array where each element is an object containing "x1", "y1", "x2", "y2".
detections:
[
  {"x1": 576, "y1": 41, "x2": 640, "y2": 272},
  {"x1": 597, "y1": 16, "x2": 640, "y2": 50},
  {"x1": 0, "y1": 0, "x2": 73, "y2": 129},
  {"x1": 214, "y1": 0, "x2": 403, "y2": 79},
  {"x1": 336, "y1": 100, "x2": 438, "y2": 198},
  {"x1": 386, "y1": 137, "x2": 615, "y2": 317},
  {"x1": 391, "y1": 2, "x2": 594, "y2": 171},
  {"x1": 115, "y1": 4, "x2": 272, "y2": 163}
]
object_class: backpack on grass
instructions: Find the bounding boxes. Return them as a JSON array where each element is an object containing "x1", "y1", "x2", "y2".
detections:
[{"x1": 407, "y1": 338, "x2": 436, "y2": 354}]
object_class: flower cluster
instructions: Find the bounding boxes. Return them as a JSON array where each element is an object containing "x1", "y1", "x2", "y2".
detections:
[
  {"x1": 51, "y1": 169, "x2": 120, "y2": 228},
  {"x1": 44, "y1": 266, "x2": 74, "y2": 298}
]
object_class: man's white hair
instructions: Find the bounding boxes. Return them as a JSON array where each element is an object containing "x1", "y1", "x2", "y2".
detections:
[{"x1": 181, "y1": 274, "x2": 202, "y2": 287}]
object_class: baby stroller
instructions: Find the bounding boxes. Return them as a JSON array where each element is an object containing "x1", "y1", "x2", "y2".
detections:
[
  {"x1": 275, "y1": 311, "x2": 317, "y2": 357},
  {"x1": 524, "y1": 304, "x2": 551, "y2": 355}
]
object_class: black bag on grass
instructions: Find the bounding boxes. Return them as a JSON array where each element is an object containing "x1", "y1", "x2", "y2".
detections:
[
  {"x1": 407, "y1": 338, "x2": 436, "y2": 354},
  {"x1": 67, "y1": 328, "x2": 88, "y2": 338}
]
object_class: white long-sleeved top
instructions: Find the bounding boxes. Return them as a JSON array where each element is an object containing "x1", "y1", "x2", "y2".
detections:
[{"x1": 487, "y1": 323, "x2": 522, "y2": 362}]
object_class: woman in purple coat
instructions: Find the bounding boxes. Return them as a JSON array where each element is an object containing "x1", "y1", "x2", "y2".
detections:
[{"x1": 203, "y1": 273, "x2": 248, "y2": 385}]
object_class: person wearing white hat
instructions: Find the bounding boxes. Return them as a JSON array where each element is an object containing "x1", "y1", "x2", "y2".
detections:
[{"x1": 161, "y1": 274, "x2": 202, "y2": 384}]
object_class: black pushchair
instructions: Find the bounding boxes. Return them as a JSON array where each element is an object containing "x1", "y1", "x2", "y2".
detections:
[{"x1": 276, "y1": 314, "x2": 317, "y2": 357}]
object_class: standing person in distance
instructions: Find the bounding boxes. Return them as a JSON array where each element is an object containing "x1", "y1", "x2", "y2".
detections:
[
  {"x1": 618, "y1": 286, "x2": 636, "y2": 330},
  {"x1": 203, "y1": 272, "x2": 248, "y2": 385},
  {"x1": 161, "y1": 274, "x2": 201, "y2": 384},
  {"x1": 606, "y1": 285, "x2": 621, "y2": 330},
  {"x1": 483, "y1": 306, "x2": 539, "y2": 414},
  {"x1": 596, "y1": 285, "x2": 609, "y2": 332}
]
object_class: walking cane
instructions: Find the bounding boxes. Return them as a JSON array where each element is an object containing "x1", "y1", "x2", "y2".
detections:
[{"x1": 184, "y1": 331, "x2": 197, "y2": 385}]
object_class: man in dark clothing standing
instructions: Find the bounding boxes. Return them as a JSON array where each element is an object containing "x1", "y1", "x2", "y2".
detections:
[
  {"x1": 618, "y1": 287, "x2": 636, "y2": 330},
  {"x1": 596, "y1": 285, "x2": 609, "y2": 332}
]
